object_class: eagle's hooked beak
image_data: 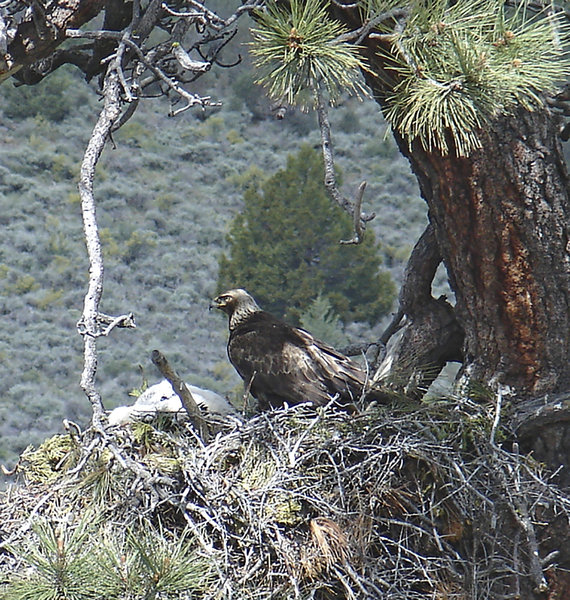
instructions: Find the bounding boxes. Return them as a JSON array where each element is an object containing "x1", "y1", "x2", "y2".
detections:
[{"x1": 209, "y1": 295, "x2": 224, "y2": 312}]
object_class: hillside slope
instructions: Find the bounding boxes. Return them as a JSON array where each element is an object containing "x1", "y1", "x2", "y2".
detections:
[{"x1": 0, "y1": 63, "x2": 428, "y2": 468}]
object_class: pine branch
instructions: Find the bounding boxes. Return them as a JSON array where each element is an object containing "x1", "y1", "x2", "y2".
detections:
[
  {"x1": 382, "y1": 0, "x2": 570, "y2": 155},
  {"x1": 315, "y1": 82, "x2": 375, "y2": 244},
  {"x1": 250, "y1": 0, "x2": 365, "y2": 107}
]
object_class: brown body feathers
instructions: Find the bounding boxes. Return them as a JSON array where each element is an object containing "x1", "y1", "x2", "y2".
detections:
[{"x1": 211, "y1": 289, "x2": 382, "y2": 410}]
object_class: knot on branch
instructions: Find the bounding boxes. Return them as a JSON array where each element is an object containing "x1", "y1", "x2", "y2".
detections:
[{"x1": 76, "y1": 311, "x2": 136, "y2": 338}]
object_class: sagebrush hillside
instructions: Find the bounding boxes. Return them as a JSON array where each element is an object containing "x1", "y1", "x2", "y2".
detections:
[{"x1": 0, "y1": 38, "x2": 431, "y2": 467}]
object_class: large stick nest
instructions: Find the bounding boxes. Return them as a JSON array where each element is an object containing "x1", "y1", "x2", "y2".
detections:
[{"x1": 0, "y1": 399, "x2": 568, "y2": 599}]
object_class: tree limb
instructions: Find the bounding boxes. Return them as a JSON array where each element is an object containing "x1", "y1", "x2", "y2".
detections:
[
  {"x1": 335, "y1": 7, "x2": 408, "y2": 45},
  {"x1": 151, "y1": 349, "x2": 209, "y2": 441},
  {"x1": 374, "y1": 223, "x2": 464, "y2": 397},
  {"x1": 77, "y1": 66, "x2": 122, "y2": 427},
  {"x1": 314, "y1": 82, "x2": 375, "y2": 244},
  {"x1": 510, "y1": 392, "x2": 570, "y2": 435},
  {"x1": 0, "y1": 0, "x2": 105, "y2": 81},
  {"x1": 76, "y1": 311, "x2": 136, "y2": 337}
]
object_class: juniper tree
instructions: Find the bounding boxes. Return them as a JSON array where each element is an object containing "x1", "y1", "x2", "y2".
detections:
[{"x1": 217, "y1": 145, "x2": 396, "y2": 325}]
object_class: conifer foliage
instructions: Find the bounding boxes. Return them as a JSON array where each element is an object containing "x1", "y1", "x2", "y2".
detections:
[
  {"x1": 383, "y1": 0, "x2": 569, "y2": 155},
  {"x1": 217, "y1": 145, "x2": 396, "y2": 325},
  {"x1": 250, "y1": 0, "x2": 365, "y2": 107},
  {"x1": 251, "y1": 0, "x2": 569, "y2": 156}
]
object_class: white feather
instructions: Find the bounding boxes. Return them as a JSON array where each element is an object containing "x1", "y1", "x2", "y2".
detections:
[{"x1": 108, "y1": 379, "x2": 237, "y2": 426}]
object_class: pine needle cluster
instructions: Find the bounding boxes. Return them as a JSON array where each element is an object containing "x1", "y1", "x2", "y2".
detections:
[
  {"x1": 4, "y1": 516, "x2": 213, "y2": 600},
  {"x1": 250, "y1": 0, "x2": 568, "y2": 156},
  {"x1": 384, "y1": 0, "x2": 569, "y2": 155},
  {"x1": 250, "y1": 0, "x2": 366, "y2": 107}
]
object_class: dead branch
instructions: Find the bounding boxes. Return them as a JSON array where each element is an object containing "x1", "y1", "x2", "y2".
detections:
[
  {"x1": 314, "y1": 82, "x2": 375, "y2": 244},
  {"x1": 76, "y1": 311, "x2": 136, "y2": 338},
  {"x1": 509, "y1": 442, "x2": 549, "y2": 594},
  {"x1": 65, "y1": 0, "x2": 257, "y2": 429},
  {"x1": 0, "y1": 0, "x2": 105, "y2": 81},
  {"x1": 150, "y1": 349, "x2": 209, "y2": 441},
  {"x1": 77, "y1": 67, "x2": 122, "y2": 427},
  {"x1": 490, "y1": 386, "x2": 506, "y2": 447}
]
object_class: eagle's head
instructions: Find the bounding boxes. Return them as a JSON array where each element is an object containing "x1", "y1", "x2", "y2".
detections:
[{"x1": 211, "y1": 289, "x2": 261, "y2": 330}]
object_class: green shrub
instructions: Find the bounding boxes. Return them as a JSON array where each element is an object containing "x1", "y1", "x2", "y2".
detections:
[
  {"x1": 5, "y1": 516, "x2": 213, "y2": 600},
  {"x1": 218, "y1": 145, "x2": 396, "y2": 324},
  {"x1": 6, "y1": 274, "x2": 39, "y2": 295},
  {"x1": 122, "y1": 230, "x2": 158, "y2": 264}
]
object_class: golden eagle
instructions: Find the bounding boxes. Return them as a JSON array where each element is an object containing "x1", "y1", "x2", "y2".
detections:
[{"x1": 211, "y1": 289, "x2": 382, "y2": 410}]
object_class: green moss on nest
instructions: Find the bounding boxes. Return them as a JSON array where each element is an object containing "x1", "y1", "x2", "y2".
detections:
[{"x1": 19, "y1": 434, "x2": 80, "y2": 483}]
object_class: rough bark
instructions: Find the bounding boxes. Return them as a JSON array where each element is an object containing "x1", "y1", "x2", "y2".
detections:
[
  {"x1": 0, "y1": 0, "x2": 105, "y2": 82},
  {"x1": 328, "y1": 7, "x2": 570, "y2": 598},
  {"x1": 399, "y1": 111, "x2": 570, "y2": 398},
  {"x1": 332, "y1": 6, "x2": 570, "y2": 401}
]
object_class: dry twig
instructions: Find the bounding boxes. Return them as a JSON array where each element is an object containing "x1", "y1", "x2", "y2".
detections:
[
  {"x1": 1, "y1": 401, "x2": 568, "y2": 598},
  {"x1": 314, "y1": 82, "x2": 375, "y2": 245}
]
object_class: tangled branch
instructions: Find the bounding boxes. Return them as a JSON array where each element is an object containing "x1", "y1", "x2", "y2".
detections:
[{"x1": 1, "y1": 401, "x2": 568, "y2": 599}]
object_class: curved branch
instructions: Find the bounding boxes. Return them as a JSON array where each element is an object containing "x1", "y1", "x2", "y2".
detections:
[
  {"x1": 398, "y1": 222, "x2": 443, "y2": 310},
  {"x1": 314, "y1": 82, "x2": 375, "y2": 244},
  {"x1": 374, "y1": 223, "x2": 464, "y2": 397},
  {"x1": 77, "y1": 67, "x2": 122, "y2": 426}
]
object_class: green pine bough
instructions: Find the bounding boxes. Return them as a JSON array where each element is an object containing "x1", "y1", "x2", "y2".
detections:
[
  {"x1": 250, "y1": 0, "x2": 366, "y2": 108},
  {"x1": 250, "y1": 0, "x2": 569, "y2": 156}
]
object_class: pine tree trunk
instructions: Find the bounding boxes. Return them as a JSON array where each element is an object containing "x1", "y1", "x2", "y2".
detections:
[
  {"x1": 395, "y1": 108, "x2": 570, "y2": 397},
  {"x1": 329, "y1": 10, "x2": 570, "y2": 596},
  {"x1": 330, "y1": 8, "x2": 570, "y2": 400}
]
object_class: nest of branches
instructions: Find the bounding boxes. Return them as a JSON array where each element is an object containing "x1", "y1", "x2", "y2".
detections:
[{"x1": 0, "y1": 399, "x2": 568, "y2": 599}]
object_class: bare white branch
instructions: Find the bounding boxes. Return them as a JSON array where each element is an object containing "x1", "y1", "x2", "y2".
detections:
[
  {"x1": 77, "y1": 68, "x2": 122, "y2": 426},
  {"x1": 314, "y1": 82, "x2": 375, "y2": 244}
]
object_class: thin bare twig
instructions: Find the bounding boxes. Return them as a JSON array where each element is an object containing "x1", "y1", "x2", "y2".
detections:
[
  {"x1": 336, "y1": 7, "x2": 409, "y2": 45},
  {"x1": 508, "y1": 442, "x2": 549, "y2": 594},
  {"x1": 490, "y1": 386, "x2": 505, "y2": 447},
  {"x1": 314, "y1": 82, "x2": 375, "y2": 244},
  {"x1": 76, "y1": 312, "x2": 136, "y2": 338}
]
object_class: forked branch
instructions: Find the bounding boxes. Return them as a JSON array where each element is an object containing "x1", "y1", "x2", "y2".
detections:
[{"x1": 314, "y1": 82, "x2": 375, "y2": 244}]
